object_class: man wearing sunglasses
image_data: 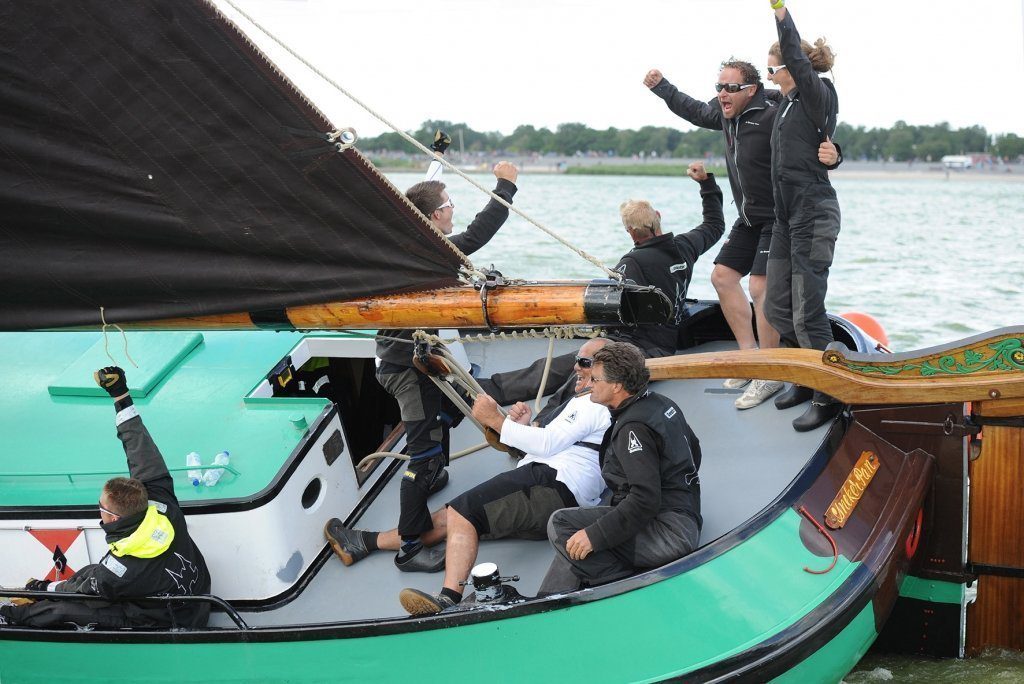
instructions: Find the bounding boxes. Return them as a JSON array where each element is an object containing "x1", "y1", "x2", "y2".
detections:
[
  {"x1": 0, "y1": 367, "x2": 211, "y2": 629},
  {"x1": 538, "y1": 341, "x2": 701, "y2": 594},
  {"x1": 361, "y1": 160, "x2": 522, "y2": 573},
  {"x1": 325, "y1": 340, "x2": 609, "y2": 615},
  {"x1": 644, "y1": 62, "x2": 839, "y2": 411}
]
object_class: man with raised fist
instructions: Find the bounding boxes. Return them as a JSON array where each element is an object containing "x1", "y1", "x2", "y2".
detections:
[{"x1": 0, "y1": 367, "x2": 211, "y2": 629}]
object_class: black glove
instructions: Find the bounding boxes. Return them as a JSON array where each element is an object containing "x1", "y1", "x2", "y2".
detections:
[
  {"x1": 430, "y1": 130, "x2": 451, "y2": 154},
  {"x1": 94, "y1": 366, "x2": 128, "y2": 397},
  {"x1": 24, "y1": 578, "x2": 51, "y2": 591}
]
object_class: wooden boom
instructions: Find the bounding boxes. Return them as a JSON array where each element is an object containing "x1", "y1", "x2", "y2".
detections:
[
  {"x1": 107, "y1": 281, "x2": 672, "y2": 331},
  {"x1": 647, "y1": 327, "x2": 1024, "y2": 405}
]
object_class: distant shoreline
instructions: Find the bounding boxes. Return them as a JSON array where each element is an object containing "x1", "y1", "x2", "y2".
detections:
[{"x1": 372, "y1": 158, "x2": 1024, "y2": 182}]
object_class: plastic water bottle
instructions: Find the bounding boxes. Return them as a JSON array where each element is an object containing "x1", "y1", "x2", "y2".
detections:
[
  {"x1": 185, "y1": 452, "x2": 203, "y2": 487},
  {"x1": 202, "y1": 451, "x2": 230, "y2": 487}
]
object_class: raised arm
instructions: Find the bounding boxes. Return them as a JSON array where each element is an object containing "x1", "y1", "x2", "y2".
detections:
[
  {"x1": 95, "y1": 367, "x2": 176, "y2": 505},
  {"x1": 448, "y1": 161, "x2": 518, "y2": 256},
  {"x1": 646, "y1": 70, "x2": 724, "y2": 131},
  {"x1": 675, "y1": 163, "x2": 725, "y2": 261},
  {"x1": 773, "y1": 3, "x2": 836, "y2": 135}
]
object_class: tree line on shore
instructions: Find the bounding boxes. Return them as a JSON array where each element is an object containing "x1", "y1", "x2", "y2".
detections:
[{"x1": 361, "y1": 120, "x2": 1024, "y2": 162}]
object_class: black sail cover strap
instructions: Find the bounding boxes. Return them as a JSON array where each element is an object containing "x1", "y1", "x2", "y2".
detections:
[{"x1": 0, "y1": 1, "x2": 463, "y2": 331}]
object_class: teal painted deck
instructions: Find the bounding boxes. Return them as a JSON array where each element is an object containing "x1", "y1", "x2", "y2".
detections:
[{"x1": 0, "y1": 331, "x2": 357, "y2": 507}]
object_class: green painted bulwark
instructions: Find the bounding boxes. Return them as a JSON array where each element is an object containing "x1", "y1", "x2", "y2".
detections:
[{"x1": 899, "y1": 575, "x2": 965, "y2": 605}]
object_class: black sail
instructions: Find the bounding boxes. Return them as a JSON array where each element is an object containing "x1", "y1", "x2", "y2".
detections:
[{"x1": 0, "y1": 0, "x2": 463, "y2": 331}]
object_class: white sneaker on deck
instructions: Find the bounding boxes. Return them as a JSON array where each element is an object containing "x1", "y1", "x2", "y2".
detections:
[
  {"x1": 735, "y1": 379, "x2": 785, "y2": 410},
  {"x1": 723, "y1": 378, "x2": 751, "y2": 390}
]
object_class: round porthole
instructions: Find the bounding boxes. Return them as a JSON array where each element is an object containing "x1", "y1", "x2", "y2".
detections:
[{"x1": 301, "y1": 477, "x2": 323, "y2": 510}]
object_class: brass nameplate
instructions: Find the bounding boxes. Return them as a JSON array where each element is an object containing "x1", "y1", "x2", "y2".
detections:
[{"x1": 825, "y1": 451, "x2": 880, "y2": 529}]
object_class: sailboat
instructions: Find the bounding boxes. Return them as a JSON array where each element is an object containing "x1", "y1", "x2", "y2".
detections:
[{"x1": 1, "y1": 2, "x2": 1022, "y2": 682}]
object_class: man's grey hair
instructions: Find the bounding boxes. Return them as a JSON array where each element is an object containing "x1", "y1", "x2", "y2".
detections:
[{"x1": 593, "y1": 342, "x2": 650, "y2": 394}]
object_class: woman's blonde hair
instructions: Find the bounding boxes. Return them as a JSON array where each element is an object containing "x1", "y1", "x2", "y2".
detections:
[{"x1": 769, "y1": 37, "x2": 835, "y2": 73}]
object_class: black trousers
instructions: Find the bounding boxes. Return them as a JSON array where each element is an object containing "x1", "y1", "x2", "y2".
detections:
[
  {"x1": 376, "y1": 367, "x2": 457, "y2": 537},
  {"x1": 764, "y1": 181, "x2": 841, "y2": 351},
  {"x1": 539, "y1": 507, "x2": 700, "y2": 595}
]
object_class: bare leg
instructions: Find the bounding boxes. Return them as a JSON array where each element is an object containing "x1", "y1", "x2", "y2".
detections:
[
  {"x1": 376, "y1": 508, "x2": 448, "y2": 551},
  {"x1": 440, "y1": 507, "x2": 480, "y2": 595},
  {"x1": 749, "y1": 275, "x2": 780, "y2": 350},
  {"x1": 712, "y1": 264, "x2": 756, "y2": 350}
]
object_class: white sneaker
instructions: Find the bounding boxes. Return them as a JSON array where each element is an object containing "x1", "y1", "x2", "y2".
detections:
[
  {"x1": 723, "y1": 378, "x2": 751, "y2": 390},
  {"x1": 735, "y1": 380, "x2": 785, "y2": 410}
]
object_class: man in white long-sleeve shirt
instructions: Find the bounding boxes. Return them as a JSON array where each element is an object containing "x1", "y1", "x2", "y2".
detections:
[{"x1": 391, "y1": 338, "x2": 609, "y2": 615}]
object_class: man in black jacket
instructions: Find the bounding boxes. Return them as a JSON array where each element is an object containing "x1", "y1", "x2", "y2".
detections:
[
  {"x1": 539, "y1": 342, "x2": 702, "y2": 593},
  {"x1": 612, "y1": 161, "x2": 725, "y2": 357},
  {"x1": 644, "y1": 64, "x2": 839, "y2": 409},
  {"x1": 0, "y1": 367, "x2": 211, "y2": 629},
  {"x1": 355, "y1": 161, "x2": 520, "y2": 573},
  {"x1": 472, "y1": 161, "x2": 723, "y2": 411}
]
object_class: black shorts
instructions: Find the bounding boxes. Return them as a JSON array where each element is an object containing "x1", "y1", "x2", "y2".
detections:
[
  {"x1": 447, "y1": 462, "x2": 577, "y2": 540},
  {"x1": 713, "y1": 219, "x2": 773, "y2": 277}
]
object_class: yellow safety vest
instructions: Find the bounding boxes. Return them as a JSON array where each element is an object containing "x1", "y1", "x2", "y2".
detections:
[{"x1": 108, "y1": 504, "x2": 175, "y2": 558}]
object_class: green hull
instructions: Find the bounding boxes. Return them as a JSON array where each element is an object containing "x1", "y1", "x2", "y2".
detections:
[{"x1": 0, "y1": 506, "x2": 912, "y2": 683}]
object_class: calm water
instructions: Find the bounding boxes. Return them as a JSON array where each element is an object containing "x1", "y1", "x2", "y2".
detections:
[
  {"x1": 387, "y1": 170, "x2": 1024, "y2": 351},
  {"x1": 388, "y1": 170, "x2": 1024, "y2": 681}
]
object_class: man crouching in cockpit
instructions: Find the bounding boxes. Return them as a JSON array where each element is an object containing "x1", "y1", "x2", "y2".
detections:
[{"x1": 0, "y1": 367, "x2": 211, "y2": 630}]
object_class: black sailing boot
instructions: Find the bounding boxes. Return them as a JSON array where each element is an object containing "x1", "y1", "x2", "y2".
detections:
[
  {"x1": 774, "y1": 384, "x2": 813, "y2": 410},
  {"x1": 792, "y1": 392, "x2": 842, "y2": 432}
]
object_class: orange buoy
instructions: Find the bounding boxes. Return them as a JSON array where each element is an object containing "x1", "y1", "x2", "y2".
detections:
[{"x1": 840, "y1": 311, "x2": 890, "y2": 347}]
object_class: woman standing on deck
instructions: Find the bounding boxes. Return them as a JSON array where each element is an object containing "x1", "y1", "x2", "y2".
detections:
[{"x1": 763, "y1": 0, "x2": 842, "y2": 432}]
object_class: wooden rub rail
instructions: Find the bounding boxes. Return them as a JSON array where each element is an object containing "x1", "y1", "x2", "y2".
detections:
[
  {"x1": 107, "y1": 281, "x2": 672, "y2": 331},
  {"x1": 647, "y1": 327, "x2": 1024, "y2": 405}
]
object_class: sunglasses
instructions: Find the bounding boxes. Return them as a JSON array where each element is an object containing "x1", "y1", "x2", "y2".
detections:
[
  {"x1": 435, "y1": 198, "x2": 454, "y2": 211},
  {"x1": 574, "y1": 355, "x2": 594, "y2": 368},
  {"x1": 98, "y1": 502, "x2": 118, "y2": 518},
  {"x1": 767, "y1": 64, "x2": 787, "y2": 75},
  {"x1": 715, "y1": 83, "x2": 755, "y2": 93}
]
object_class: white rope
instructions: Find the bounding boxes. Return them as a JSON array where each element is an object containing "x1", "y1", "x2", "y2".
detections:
[
  {"x1": 534, "y1": 336, "x2": 556, "y2": 414},
  {"x1": 219, "y1": 0, "x2": 622, "y2": 282},
  {"x1": 99, "y1": 307, "x2": 139, "y2": 369},
  {"x1": 356, "y1": 442, "x2": 489, "y2": 470}
]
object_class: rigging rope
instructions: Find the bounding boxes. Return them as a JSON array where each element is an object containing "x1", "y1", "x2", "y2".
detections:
[
  {"x1": 220, "y1": 0, "x2": 623, "y2": 282},
  {"x1": 99, "y1": 307, "x2": 139, "y2": 369}
]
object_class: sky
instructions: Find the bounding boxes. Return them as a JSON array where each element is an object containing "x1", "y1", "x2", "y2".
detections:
[{"x1": 218, "y1": 0, "x2": 1024, "y2": 141}]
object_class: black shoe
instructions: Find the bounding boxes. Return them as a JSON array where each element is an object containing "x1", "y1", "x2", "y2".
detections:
[
  {"x1": 323, "y1": 519, "x2": 371, "y2": 566},
  {"x1": 427, "y1": 467, "x2": 449, "y2": 496},
  {"x1": 792, "y1": 398, "x2": 842, "y2": 432},
  {"x1": 399, "y1": 587, "x2": 458, "y2": 616},
  {"x1": 394, "y1": 545, "x2": 446, "y2": 573},
  {"x1": 775, "y1": 384, "x2": 813, "y2": 410}
]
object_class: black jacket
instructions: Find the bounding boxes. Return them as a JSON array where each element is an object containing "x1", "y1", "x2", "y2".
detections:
[
  {"x1": 771, "y1": 10, "x2": 839, "y2": 189},
  {"x1": 12, "y1": 406, "x2": 211, "y2": 629},
  {"x1": 376, "y1": 178, "x2": 518, "y2": 369},
  {"x1": 586, "y1": 389, "x2": 702, "y2": 552},
  {"x1": 651, "y1": 79, "x2": 781, "y2": 226},
  {"x1": 612, "y1": 175, "x2": 724, "y2": 356}
]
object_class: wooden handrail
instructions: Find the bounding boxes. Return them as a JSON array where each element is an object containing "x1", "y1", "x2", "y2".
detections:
[{"x1": 647, "y1": 328, "x2": 1024, "y2": 405}]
